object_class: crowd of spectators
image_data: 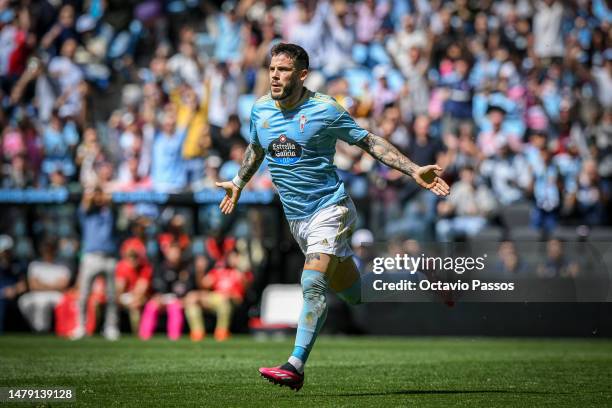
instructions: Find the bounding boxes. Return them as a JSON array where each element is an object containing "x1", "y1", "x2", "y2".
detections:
[{"x1": 0, "y1": 0, "x2": 611, "y2": 334}]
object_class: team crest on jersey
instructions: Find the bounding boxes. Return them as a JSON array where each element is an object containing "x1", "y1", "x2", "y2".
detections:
[
  {"x1": 299, "y1": 115, "x2": 307, "y2": 132},
  {"x1": 268, "y1": 134, "x2": 302, "y2": 164},
  {"x1": 261, "y1": 120, "x2": 270, "y2": 129}
]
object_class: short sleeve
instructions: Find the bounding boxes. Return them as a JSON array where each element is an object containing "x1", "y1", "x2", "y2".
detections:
[
  {"x1": 249, "y1": 107, "x2": 261, "y2": 146},
  {"x1": 326, "y1": 109, "x2": 368, "y2": 145}
]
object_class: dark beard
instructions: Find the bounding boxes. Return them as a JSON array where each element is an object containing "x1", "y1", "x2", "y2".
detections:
[{"x1": 270, "y1": 80, "x2": 297, "y2": 101}]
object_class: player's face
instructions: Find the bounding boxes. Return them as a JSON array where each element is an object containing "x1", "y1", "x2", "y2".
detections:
[{"x1": 269, "y1": 54, "x2": 306, "y2": 100}]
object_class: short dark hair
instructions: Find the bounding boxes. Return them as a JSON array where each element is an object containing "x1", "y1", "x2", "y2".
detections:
[{"x1": 270, "y1": 43, "x2": 309, "y2": 70}]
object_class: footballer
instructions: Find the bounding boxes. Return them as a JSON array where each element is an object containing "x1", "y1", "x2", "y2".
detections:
[{"x1": 216, "y1": 43, "x2": 450, "y2": 391}]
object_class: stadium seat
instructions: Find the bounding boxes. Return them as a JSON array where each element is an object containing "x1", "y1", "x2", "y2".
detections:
[
  {"x1": 352, "y1": 44, "x2": 368, "y2": 65},
  {"x1": 387, "y1": 68, "x2": 404, "y2": 92},
  {"x1": 509, "y1": 226, "x2": 541, "y2": 241},
  {"x1": 472, "y1": 226, "x2": 504, "y2": 242},
  {"x1": 259, "y1": 284, "x2": 303, "y2": 327},
  {"x1": 501, "y1": 202, "x2": 532, "y2": 227},
  {"x1": 369, "y1": 42, "x2": 391, "y2": 66}
]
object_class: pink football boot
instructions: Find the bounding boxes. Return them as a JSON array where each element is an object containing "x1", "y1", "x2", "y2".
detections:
[{"x1": 259, "y1": 365, "x2": 304, "y2": 391}]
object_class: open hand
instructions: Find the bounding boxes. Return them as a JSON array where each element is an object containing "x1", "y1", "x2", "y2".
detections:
[
  {"x1": 216, "y1": 181, "x2": 242, "y2": 214},
  {"x1": 413, "y1": 165, "x2": 450, "y2": 197}
]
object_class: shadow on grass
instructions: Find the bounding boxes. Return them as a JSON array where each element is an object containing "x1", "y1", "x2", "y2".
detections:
[{"x1": 313, "y1": 389, "x2": 564, "y2": 397}]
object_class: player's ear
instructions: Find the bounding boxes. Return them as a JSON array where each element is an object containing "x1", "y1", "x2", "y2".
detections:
[{"x1": 299, "y1": 68, "x2": 308, "y2": 82}]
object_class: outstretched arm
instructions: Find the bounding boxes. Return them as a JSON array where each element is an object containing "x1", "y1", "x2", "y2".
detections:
[
  {"x1": 356, "y1": 133, "x2": 450, "y2": 197},
  {"x1": 216, "y1": 143, "x2": 266, "y2": 214}
]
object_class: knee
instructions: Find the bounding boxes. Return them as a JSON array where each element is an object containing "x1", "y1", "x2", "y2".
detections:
[{"x1": 183, "y1": 292, "x2": 199, "y2": 306}]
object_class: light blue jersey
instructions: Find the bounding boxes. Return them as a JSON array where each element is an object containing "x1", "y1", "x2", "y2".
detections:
[{"x1": 249, "y1": 89, "x2": 368, "y2": 220}]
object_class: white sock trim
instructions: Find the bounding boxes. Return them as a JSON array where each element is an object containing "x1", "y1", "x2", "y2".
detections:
[{"x1": 288, "y1": 356, "x2": 304, "y2": 374}]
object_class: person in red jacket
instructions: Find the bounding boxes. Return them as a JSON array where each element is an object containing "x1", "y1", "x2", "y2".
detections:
[{"x1": 115, "y1": 240, "x2": 153, "y2": 334}]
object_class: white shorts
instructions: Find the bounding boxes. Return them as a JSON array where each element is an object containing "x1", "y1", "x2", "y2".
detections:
[{"x1": 288, "y1": 197, "x2": 357, "y2": 260}]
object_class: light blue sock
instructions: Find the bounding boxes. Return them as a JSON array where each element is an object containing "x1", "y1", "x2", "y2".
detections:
[{"x1": 290, "y1": 269, "x2": 328, "y2": 369}]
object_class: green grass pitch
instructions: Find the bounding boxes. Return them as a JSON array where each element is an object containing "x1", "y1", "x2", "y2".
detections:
[{"x1": 1, "y1": 335, "x2": 611, "y2": 407}]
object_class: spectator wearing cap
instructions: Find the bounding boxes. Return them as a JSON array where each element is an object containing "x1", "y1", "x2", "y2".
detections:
[
  {"x1": 18, "y1": 238, "x2": 71, "y2": 333},
  {"x1": 477, "y1": 104, "x2": 521, "y2": 158}
]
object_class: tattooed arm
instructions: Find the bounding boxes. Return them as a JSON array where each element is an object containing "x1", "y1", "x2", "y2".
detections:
[
  {"x1": 237, "y1": 143, "x2": 266, "y2": 184},
  {"x1": 216, "y1": 143, "x2": 265, "y2": 214},
  {"x1": 356, "y1": 133, "x2": 450, "y2": 197}
]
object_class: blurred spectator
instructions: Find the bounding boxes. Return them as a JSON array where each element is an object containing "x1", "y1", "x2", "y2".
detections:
[
  {"x1": 533, "y1": 0, "x2": 564, "y2": 60},
  {"x1": 480, "y1": 139, "x2": 531, "y2": 205},
  {"x1": 0, "y1": 235, "x2": 26, "y2": 334},
  {"x1": 436, "y1": 166, "x2": 497, "y2": 241},
  {"x1": 41, "y1": 111, "x2": 79, "y2": 183},
  {"x1": 575, "y1": 159, "x2": 609, "y2": 225},
  {"x1": 185, "y1": 249, "x2": 252, "y2": 342},
  {"x1": 158, "y1": 214, "x2": 191, "y2": 260},
  {"x1": 493, "y1": 241, "x2": 529, "y2": 276},
  {"x1": 151, "y1": 104, "x2": 191, "y2": 192},
  {"x1": 139, "y1": 243, "x2": 193, "y2": 340},
  {"x1": 115, "y1": 238, "x2": 152, "y2": 334},
  {"x1": 73, "y1": 187, "x2": 119, "y2": 340},
  {"x1": 529, "y1": 146, "x2": 562, "y2": 236},
  {"x1": 18, "y1": 238, "x2": 71, "y2": 332},
  {"x1": 207, "y1": 62, "x2": 239, "y2": 145},
  {"x1": 47, "y1": 38, "x2": 85, "y2": 119},
  {"x1": 537, "y1": 238, "x2": 579, "y2": 278},
  {"x1": 441, "y1": 57, "x2": 474, "y2": 137}
]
